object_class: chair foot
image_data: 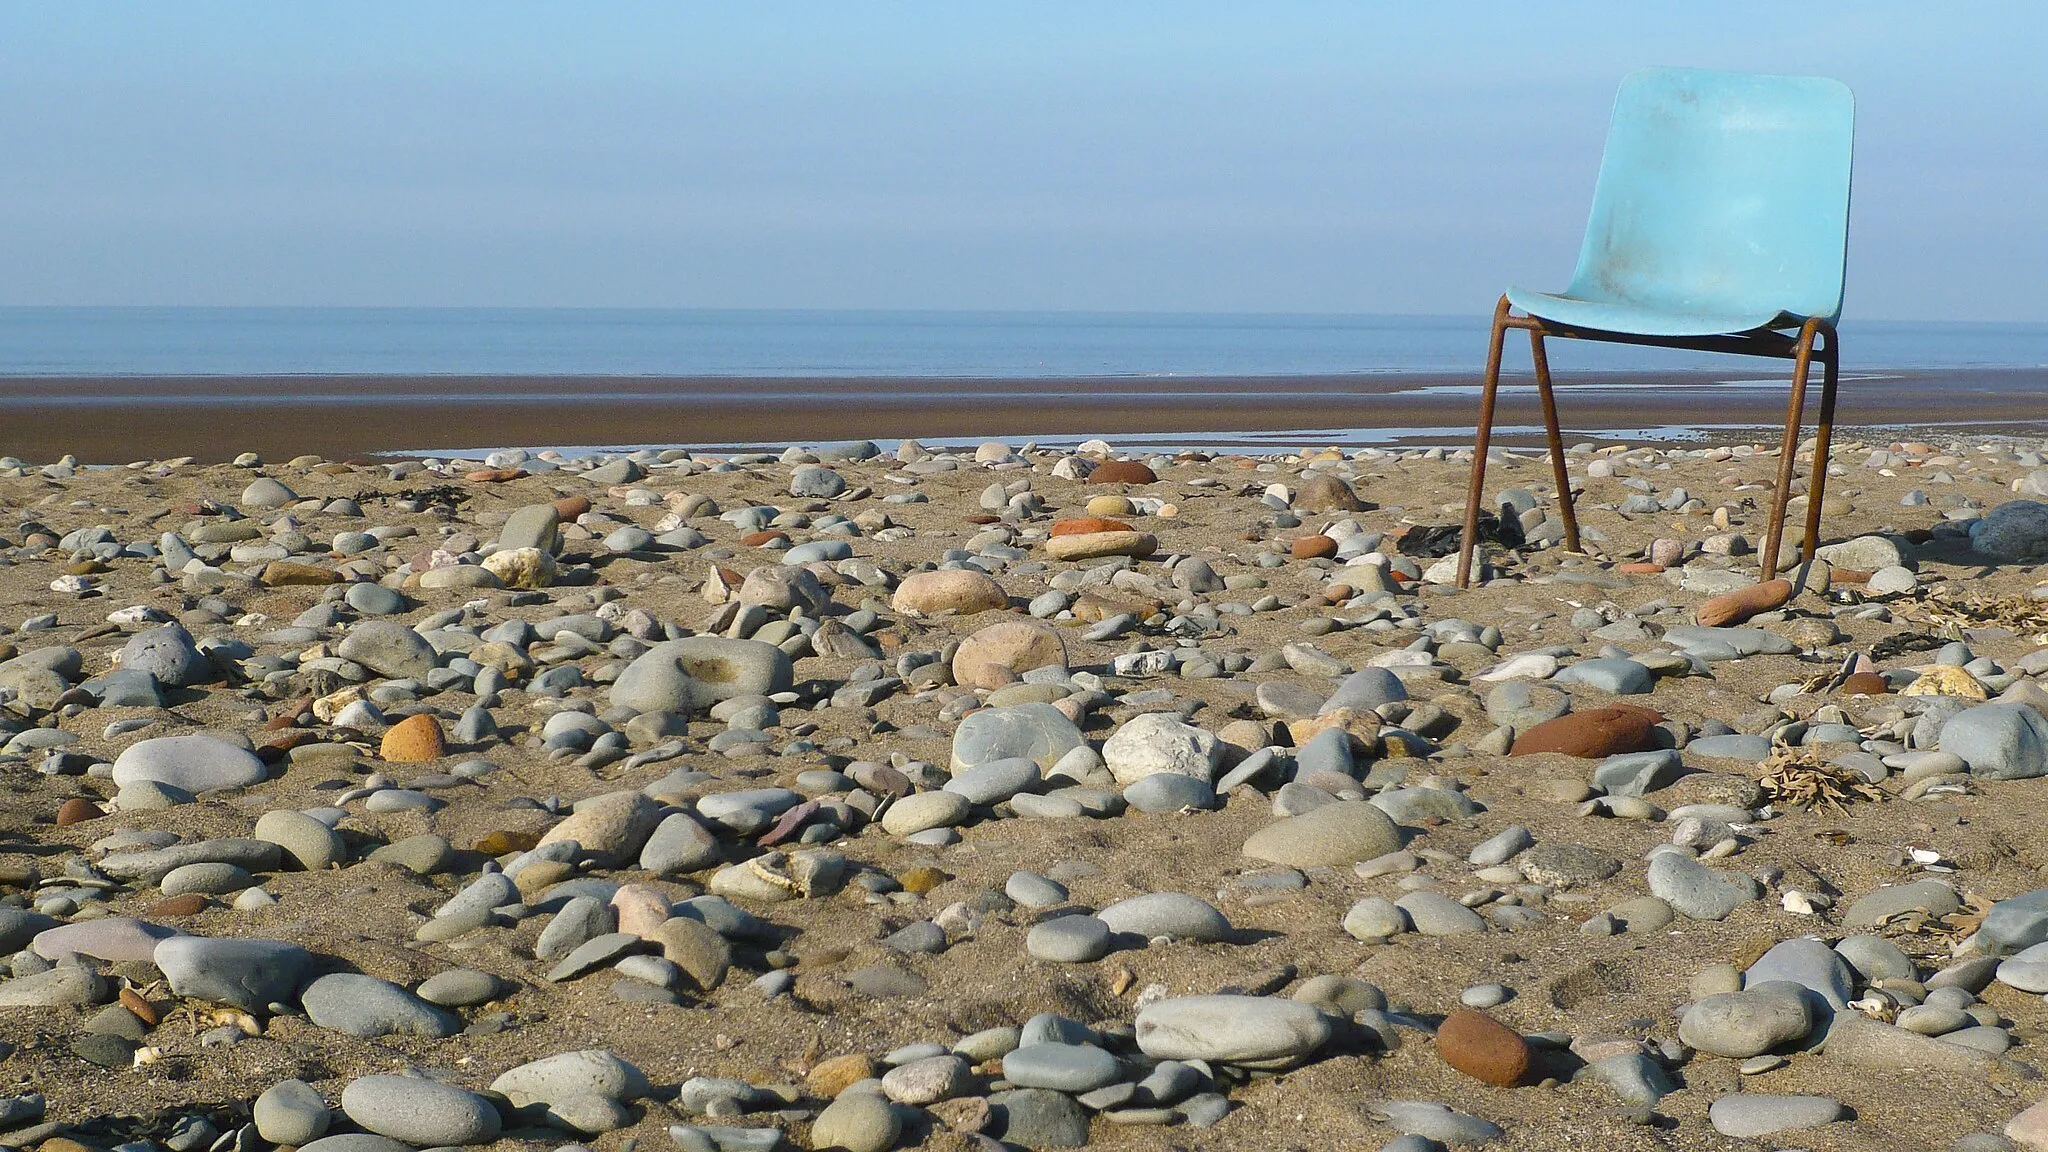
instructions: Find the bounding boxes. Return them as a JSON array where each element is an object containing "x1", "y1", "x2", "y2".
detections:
[
  {"x1": 1458, "y1": 298, "x2": 1513, "y2": 588},
  {"x1": 1760, "y1": 319, "x2": 1822, "y2": 582}
]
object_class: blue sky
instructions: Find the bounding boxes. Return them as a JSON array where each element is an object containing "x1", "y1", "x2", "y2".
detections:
[{"x1": 1, "y1": 3, "x2": 2041, "y2": 320}]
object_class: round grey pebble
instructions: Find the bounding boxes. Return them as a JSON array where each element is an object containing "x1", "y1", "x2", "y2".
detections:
[
  {"x1": 346, "y1": 583, "x2": 408, "y2": 616},
  {"x1": 1178, "y1": 1092, "x2": 1232, "y2": 1127},
  {"x1": 1005, "y1": 871, "x2": 1069, "y2": 909},
  {"x1": 1122, "y1": 772, "x2": 1216, "y2": 813},
  {"x1": 416, "y1": 969, "x2": 506, "y2": 1008},
  {"x1": 1001, "y1": 1042, "x2": 1122, "y2": 1093},
  {"x1": 1706, "y1": 1093, "x2": 1842, "y2": 1138},
  {"x1": 254, "y1": 1079, "x2": 330, "y2": 1145},
  {"x1": 1096, "y1": 892, "x2": 1230, "y2": 941},
  {"x1": 300, "y1": 1137, "x2": 413, "y2": 1152},
  {"x1": 339, "y1": 1075, "x2": 501, "y2": 1146},
  {"x1": 1027, "y1": 915, "x2": 1111, "y2": 963},
  {"x1": 303, "y1": 974, "x2": 460, "y2": 1040},
  {"x1": 159, "y1": 862, "x2": 254, "y2": 897},
  {"x1": 1458, "y1": 983, "x2": 1510, "y2": 1009}
]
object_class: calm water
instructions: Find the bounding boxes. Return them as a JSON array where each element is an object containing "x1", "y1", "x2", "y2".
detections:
[{"x1": 2, "y1": 307, "x2": 2045, "y2": 377}]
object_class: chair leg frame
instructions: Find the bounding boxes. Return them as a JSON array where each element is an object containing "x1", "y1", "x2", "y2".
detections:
[{"x1": 1455, "y1": 297, "x2": 1839, "y2": 590}]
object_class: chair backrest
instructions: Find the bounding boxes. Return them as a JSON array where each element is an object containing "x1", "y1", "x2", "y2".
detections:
[{"x1": 1566, "y1": 66, "x2": 1854, "y2": 326}]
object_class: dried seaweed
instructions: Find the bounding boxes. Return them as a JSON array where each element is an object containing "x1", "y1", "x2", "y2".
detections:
[
  {"x1": 1875, "y1": 892, "x2": 1992, "y2": 957},
  {"x1": 1869, "y1": 631, "x2": 1948, "y2": 661},
  {"x1": 1908, "y1": 588, "x2": 2048, "y2": 644},
  {"x1": 1755, "y1": 744, "x2": 1887, "y2": 815}
]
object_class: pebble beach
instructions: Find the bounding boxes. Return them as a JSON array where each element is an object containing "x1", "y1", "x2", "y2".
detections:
[{"x1": 11, "y1": 429, "x2": 2048, "y2": 1152}]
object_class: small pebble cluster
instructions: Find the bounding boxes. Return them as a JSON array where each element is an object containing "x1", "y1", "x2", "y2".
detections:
[{"x1": 7, "y1": 434, "x2": 2048, "y2": 1151}]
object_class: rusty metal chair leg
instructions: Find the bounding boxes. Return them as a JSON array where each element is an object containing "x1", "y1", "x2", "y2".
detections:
[
  {"x1": 1799, "y1": 324, "x2": 1842, "y2": 569},
  {"x1": 1528, "y1": 328, "x2": 1580, "y2": 554},
  {"x1": 1457, "y1": 297, "x2": 1513, "y2": 588},
  {"x1": 1760, "y1": 318, "x2": 1821, "y2": 583}
]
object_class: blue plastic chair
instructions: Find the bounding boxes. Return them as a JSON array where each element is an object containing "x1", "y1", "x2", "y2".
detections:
[{"x1": 1458, "y1": 66, "x2": 1854, "y2": 587}]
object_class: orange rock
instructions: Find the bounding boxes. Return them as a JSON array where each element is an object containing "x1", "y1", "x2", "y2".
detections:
[
  {"x1": 151, "y1": 893, "x2": 208, "y2": 918},
  {"x1": 1511, "y1": 704, "x2": 1665, "y2": 758},
  {"x1": 553, "y1": 494, "x2": 592, "y2": 520},
  {"x1": 1291, "y1": 535, "x2": 1338, "y2": 560},
  {"x1": 1089, "y1": 460, "x2": 1157, "y2": 484},
  {"x1": 807, "y1": 1053, "x2": 882, "y2": 1099},
  {"x1": 1697, "y1": 579, "x2": 1793, "y2": 627},
  {"x1": 740, "y1": 530, "x2": 789, "y2": 548},
  {"x1": 1840, "y1": 671, "x2": 1890, "y2": 695},
  {"x1": 1324, "y1": 584, "x2": 1355, "y2": 603},
  {"x1": 1436, "y1": 1009, "x2": 1532, "y2": 1087},
  {"x1": 474, "y1": 829, "x2": 542, "y2": 855},
  {"x1": 262, "y1": 561, "x2": 340, "y2": 586},
  {"x1": 380, "y1": 713, "x2": 447, "y2": 762},
  {"x1": 1616, "y1": 562, "x2": 1664, "y2": 574},
  {"x1": 1829, "y1": 567, "x2": 1874, "y2": 584},
  {"x1": 466, "y1": 468, "x2": 525, "y2": 482},
  {"x1": 1050, "y1": 517, "x2": 1136, "y2": 537},
  {"x1": 54, "y1": 798, "x2": 101, "y2": 827},
  {"x1": 119, "y1": 986, "x2": 160, "y2": 1027},
  {"x1": 898, "y1": 866, "x2": 947, "y2": 894}
]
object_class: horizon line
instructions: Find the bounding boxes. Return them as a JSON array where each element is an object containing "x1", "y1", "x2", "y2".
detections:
[{"x1": 0, "y1": 304, "x2": 2027, "y2": 327}]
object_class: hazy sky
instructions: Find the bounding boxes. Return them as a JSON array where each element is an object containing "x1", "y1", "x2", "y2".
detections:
[{"x1": 2, "y1": 3, "x2": 2042, "y2": 320}]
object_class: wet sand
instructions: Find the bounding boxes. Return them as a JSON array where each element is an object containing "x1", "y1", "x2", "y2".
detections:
[{"x1": 3, "y1": 367, "x2": 2044, "y2": 462}]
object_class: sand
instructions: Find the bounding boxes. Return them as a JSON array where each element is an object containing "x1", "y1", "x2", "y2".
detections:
[{"x1": 3, "y1": 428, "x2": 2048, "y2": 1151}]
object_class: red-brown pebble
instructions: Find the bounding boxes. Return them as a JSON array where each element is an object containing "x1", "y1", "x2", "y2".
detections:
[
  {"x1": 553, "y1": 494, "x2": 593, "y2": 520},
  {"x1": 1697, "y1": 578, "x2": 1793, "y2": 627},
  {"x1": 1511, "y1": 704, "x2": 1665, "y2": 758},
  {"x1": 54, "y1": 799, "x2": 101, "y2": 827},
  {"x1": 151, "y1": 893, "x2": 208, "y2": 918},
  {"x1": 465, "y1": 468, "x2": 524, "y2": 482},
  {"x1": 740, "y1": 530, "x2": 789, "y2": 548},
  {"x1": 1436, "y1": 1009, "x2": 1532, "y2": 1087},
  {"x1": 264, "y1": 697, "x2": 314, "y2": 730},
  {"x1": 1089, "y1": 460, "x2": 1157, "y2": 484},
  {"x1": 258, "y1": 730, "x2": 312, "y2": 763},
  {"x1": 1291, "y1": 535, "x2": 1338, "y2": 560},
  {"x1": 119, "y1": 986, "x2": 160, "y2": 1026},
  {"x1": 1840, "y1": 671, "x2": 1890, "y2": 695}
]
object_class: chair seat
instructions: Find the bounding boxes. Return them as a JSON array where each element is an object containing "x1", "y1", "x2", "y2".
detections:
[{"x1": 1505, "y1": 287, "x2": 1796, "y2": 339}]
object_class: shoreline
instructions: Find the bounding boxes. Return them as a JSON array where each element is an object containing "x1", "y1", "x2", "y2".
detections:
[{"x1": 8, "y1": 367, "x2": 2045, "y2": 462}]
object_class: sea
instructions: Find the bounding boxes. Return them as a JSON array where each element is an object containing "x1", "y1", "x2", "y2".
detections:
[{"x1": 2, "y1": 307, "x2": 2046, "y2": 378}]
